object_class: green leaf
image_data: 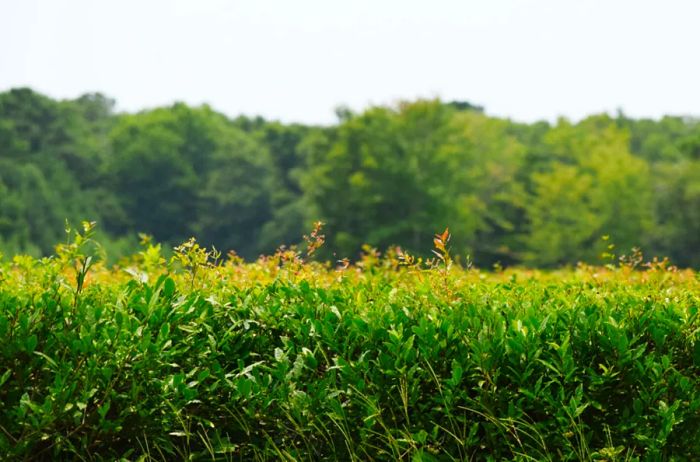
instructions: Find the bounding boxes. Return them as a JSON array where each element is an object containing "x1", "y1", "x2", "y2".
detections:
[
  {"x1": 163, "y1": 277, "x2": 176, "y2": 298},
  {"x1": 237, "y1": 378, "x2": 252, "y2": 398},
  {"x1": 0, "y1": 369, "x2": 11, "y2": 387},
  {"x1": 98, "y1": 400, "x2": 111, "y2": 419},
  {"x1": 197, "y1": 369, "x2": 210, "y2": 382},
  {"x1": 450, "y1": 360, "x2": 463, "y2": 385},
  {"x1": 33, "y1": 351, "x2": 58, "y2": 370},
  {"x1": 159, "y1": 323, "x2": 170, "y2": 342},
  {"x1": 26, "y1": 334, "x2": 38, "y2": 352}
]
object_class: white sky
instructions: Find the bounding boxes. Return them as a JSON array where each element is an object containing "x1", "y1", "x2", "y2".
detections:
[{"x1": 1, "y1": 0, "x2": 699, "y2": 125}]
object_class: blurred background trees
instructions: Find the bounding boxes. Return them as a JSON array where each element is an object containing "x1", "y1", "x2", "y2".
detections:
[{"x1": 1, "y1": 87, "x2": 698, "y2": 267}]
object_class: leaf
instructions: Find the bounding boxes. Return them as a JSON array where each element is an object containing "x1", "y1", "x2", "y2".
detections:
[
  {"x1": 574, "y1": 402, "x2": 589, "y2": 418},
  {"x1": 98, "y1": 400, "x2": 111, "y2": 419},
  {"x1": 159, "y1": 323, "x2": 170, "y2": 342},
  {"x1": 26, "y1": 335, "x2": 38, "y2": 353},
  {"x1": 197, "y1": 370, "x2": 210, "y2": 382},
  {"x1": 101, "y1": 366, "x2": 113, "y2": 380},
  {"x1": 441, "y1": 227, "x2": 450, "y2": 242},
  {"x1": 33, "y1": 351, "x2": 58, "y2": 370},
  {"x1": 237, "y1": 378, "x2": 252, "y2": 398},
  {"x1": 413, "y1": 429, "x2": 428, "y2": 444},
  {"x1": 162, "y1": 277, "x2": 176, "y2": 298},
  {"x1": 0, "y1": 369, "x2": 11, "y2": 387},
  {"x1": 450, "y1": 361, "x2": 463, "y2": 385}
]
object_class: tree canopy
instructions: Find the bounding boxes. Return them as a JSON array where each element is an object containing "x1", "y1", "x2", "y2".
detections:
[{"x1": 1, "y1": 88, "x2": 698, "y2": 267}]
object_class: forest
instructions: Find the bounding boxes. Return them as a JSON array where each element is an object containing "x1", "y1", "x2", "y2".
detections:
[{"x1": 1, "y1": 87, "x2": 699, "y2": 267}]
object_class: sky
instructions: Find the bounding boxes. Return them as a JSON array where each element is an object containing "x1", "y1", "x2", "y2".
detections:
[{"x1": 1, "y1": 0, "x2": 699, "y2": 125}]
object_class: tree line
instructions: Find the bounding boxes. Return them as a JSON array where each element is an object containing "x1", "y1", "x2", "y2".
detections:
[{"x1": 1, "y1": 88, "x2": 698, "y2": 267}]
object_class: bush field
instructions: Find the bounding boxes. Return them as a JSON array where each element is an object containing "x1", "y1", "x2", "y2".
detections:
[{"x1": 1, "y1": 228, "x2": 699, "y2": 460}]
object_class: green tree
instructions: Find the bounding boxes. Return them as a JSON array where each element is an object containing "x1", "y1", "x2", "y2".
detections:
[
  {"x1": 522, "y1": 117, "x2": 652, "y2": 266},
  {"x1": 0, "y1": 88, "x2": 102, "y2": 254},
  {"x1": 106, "y1": 104, "x2": 273, "y2": 257},
  {"x1": 440, "y1": 111, "x2": 527, "y2": 265},
  {"x1": 649, "y1": 160, "x2": 700, "y2": 267},
  {"x1": 195, "y1": 125, "x2": 273, "y2": 258},
  {"x1": 233, "y1": 118, "x2": 324, "y2": 252},
  {"x1": 303, "y1": 100, "x2": 459, "y2": 258}
]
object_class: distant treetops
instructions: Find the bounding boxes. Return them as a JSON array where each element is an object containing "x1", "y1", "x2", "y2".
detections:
[{"x1": 0, "y1": 88, "x2": 699, "y2": 267}]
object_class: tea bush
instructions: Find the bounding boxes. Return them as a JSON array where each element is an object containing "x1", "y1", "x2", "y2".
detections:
[{"x1": 0, "y1": 231, "x2": 699, "y2": 460}]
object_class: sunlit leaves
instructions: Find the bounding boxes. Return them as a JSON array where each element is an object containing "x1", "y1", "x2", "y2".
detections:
[{"x1": 0, "y1": 237, "x2": 699, "y2": 459}]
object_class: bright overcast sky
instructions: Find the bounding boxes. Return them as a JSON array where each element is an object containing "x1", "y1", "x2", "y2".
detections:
[{"x1": 1, "y1": 0, "x2": 699, "y2": 124}]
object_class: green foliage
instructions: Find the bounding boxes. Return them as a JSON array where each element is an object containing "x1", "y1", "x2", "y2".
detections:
[
  {"x1": 649, "y1": 160, "x2": 700, "y2": 267},
  {"x1": 0, "y1": 238, "x2": 698, "y2": 460},
  {"x1": 1, "y1": 88, "x2": 700, "y2": 267},
  {"x1": 0, "y1": 89, "x2": 105, "y2": 256},
  {"x1": 105, "y1": 103, "x2": 274, "y2": 258},
  {"x1": 303, "y1": 101, "x2": 459, "y2": 257},
  {"x1": 522, "y1": 118, "x2": 653, "y2": 266}
]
